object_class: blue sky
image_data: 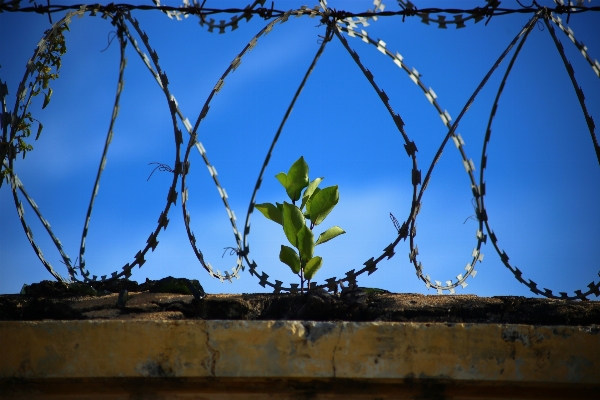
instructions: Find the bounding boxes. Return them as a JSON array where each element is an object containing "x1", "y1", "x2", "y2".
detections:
[{"x1": 1, "y1": 0, "x2": 599, "y2": 297}]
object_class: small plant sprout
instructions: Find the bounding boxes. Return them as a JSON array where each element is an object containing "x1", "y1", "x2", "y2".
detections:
[{"x1": 256, "y1": 156, "x2": 345, "y2": 293}]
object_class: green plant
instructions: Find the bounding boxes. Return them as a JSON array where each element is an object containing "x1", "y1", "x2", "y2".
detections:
[
  {"x1": 0, "y1": 23, "x2": 68, "y2": 187},
  {"x1": 256, "y1": 156, "x2": 345, "y2": 293}
]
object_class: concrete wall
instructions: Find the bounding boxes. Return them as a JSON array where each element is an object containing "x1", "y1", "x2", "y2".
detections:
[{"x1": 1, "y1": 320, "x2": 599, "y2": 399}]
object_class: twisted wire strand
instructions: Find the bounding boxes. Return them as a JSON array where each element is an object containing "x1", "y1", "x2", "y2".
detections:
[
  {"x1": 3, "y1": 10, "x2": 154, "y2": 285},
  {"x1": 181, "y1": 7, "x2": 340, "y2": 289},
  {"x1": 238, "y1": 18, "x2": 334, "y2": 293},
  {"x1": 73, "y1": 11, "x2": 186, "y2": 283},
  {"x1": 180, "y1": 4, "x2": 420, "y2": 294},
  {"x1": 69, "y1": 7, "x2": 258, "y2": 284},
  {"x1": 67, "y1": 9, "x2": 212, "y2": 284},
  {"x1": 545, "y1": 14, "x2": 599, "y2": 164},
  {"x1": 406, "y1": 11, "x2": 543, "y2": 294},
  {"x1": 550, "y1": 14, "x2": 600, "y2": 78},
  {"x1": 151, "y1": 0, "x2": 268, "y2": 33},
  {"x1": 125, "y1": 10, "x2": 243, "y2": 282},
  {"x1": 183, "y1": 5, "x2": 339, "y2": 280},
  {"x1": 338, "y1": 27, "x2": 452, "y2": 130},
  {"x1": 13, "y1": 9, "x2": 185, "y2": 284},
  {"x1": 338, "y1": 3, "x2": 599, "y2": 296},
  {"x1": 180, "y1": 3, "x2": 417, "y2": 293},
  {"x1": 336, "y1": 24, "x2": 483, "y2": 293},
  {"x1": 77, "y1": 11, "x2": 187, "y2": 283},
  {"x1": 5, "y1": 2, "x2": 598, "y2": 18},
  {"x1": 76, "y1": 13, "x2": 128, "y2": 281},
  {"x1": 329, "y1": 25, "x2": 421, "y2": 291},
  {"x1": 5, "y1": 162, "x2": 69, "y2": 283},
  {"x1": 333, "y1": 19, "x2": 486, "y2": 294},
  {"x1": 322, "y1": 0, "x2": 386, "y2": 29},
  {"x1": 190, "y1": 4, "x2": 421, "y2": 293},
  {"x1": 4, "y1": 10, "x2": 85, "y2": 282},
  {"x1": 474, "y1": 11, "x2": 600, "y2": 301},
  {"x1": 179, "y1": 11, "x2": 299, "y2": 282},
  {"x1": 2, "y1": 9, "x2": 147, "y2": 285},
  {"x1": 477, "y1": 13, "x2": 542, "y2": 298},
  {"x1": 397, "y1": 0, "x2": 500, "y2": 28}
]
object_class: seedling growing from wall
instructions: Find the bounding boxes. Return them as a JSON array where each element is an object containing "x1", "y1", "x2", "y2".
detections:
[{"x1": 256, "y1": 157, "x2": 345, "y2": 293}]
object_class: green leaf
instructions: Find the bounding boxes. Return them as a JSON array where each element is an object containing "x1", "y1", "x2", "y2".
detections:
[
  {"x1": 279, "y1": 245, "x2": 301, "y2": 274},
  {"x1": 35, "y1": 122, "x2": 43, "y2": 140},
  {"x1": 307, "y1": 185, "x2": 339, "y2": 226},
  {"x1": 304, "y1": 256, "x2": 323, "y2": 280},
  {"x1": 282, "y1": 202, "x2": 305, "y2": 247},
  {"x1": 255, "y1": 203, "x2": 283, "y2": 225},
  {"x1": 275, "y1": 172, "x2": 287, "y2": 189},
  {"x1": 301, "y1": 177, "x2": 323, "y2": 211},
  {"x1": 41, "y1": 88, "x2": 52, "y2": 109},
  {"x1": 315, "y1": 226, "x2": 345, "y2": 246},
  {"x1": 304, "y1": 187, "x2": 321, "y2": 220},
  {"x1": 296, "y1": 225, "x2": 314, "y2": 262},
  {"x1": 284, "y1": 156, "x2": 309, "y2": 202}
]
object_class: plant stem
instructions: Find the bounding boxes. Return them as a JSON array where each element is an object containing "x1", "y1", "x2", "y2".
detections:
[{"x1": 300, "y1": 263, "x2": 304, "y2": 294}]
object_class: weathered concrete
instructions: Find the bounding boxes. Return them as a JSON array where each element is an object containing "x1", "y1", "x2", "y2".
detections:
[
  {"x1": 3, "y1": 290, "x2": 600, "y2": 325},
  {"x1": 2, "y1": 281, "x2": 599, "y2": 398},
  {"x1": 1, "y1": 320, "x2": 599, "y2": 399}
]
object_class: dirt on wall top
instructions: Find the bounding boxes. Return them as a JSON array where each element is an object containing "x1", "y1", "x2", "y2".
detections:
[{"x1": 1, "y1": 278, "x2": 599, "y2": 326}]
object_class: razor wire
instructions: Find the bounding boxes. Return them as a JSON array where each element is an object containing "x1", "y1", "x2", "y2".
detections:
[
  {"x1": 151, "y1": 0, "x2": 271, "y2": 32},
  {"x1": 1, "y1": 1, "x2": 599, "y2": 299},
  {"x1": 5, "y1": 165, "x2": 69, "y2": 282},
  {"x1": 4, "y1": 8, "x2": 186, "y2": 284},
  {"x1": 2, "y1": 11, "x2": 79, "y2": 283},
  {"x1": 3, "y1": 0, "x2": 599, "y2": 17},
  {"x1": 179, "y1": 10, "x2": 304, "y2": 284},
  {"x1": 333, "y1": 24, "x2": 483, "y2": 294},
  {"x1": 474, "y1": 8, "x2": 600, "y2": 300},
  {"x1": 335, "y1": 3, "x2": 600, "y2": 298},
  {"x1": 397, "y1": 0, "x2": 501, "y2": 28},
  {"x1": 405, "y1": 10, "x2": 544, "y2": 295},
  {"x1": 332, "y1": 31, "x2": 473, "y2": 295},
  {"x1": 77, "y1": 11, "x2": 128, "y2": 280}
]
